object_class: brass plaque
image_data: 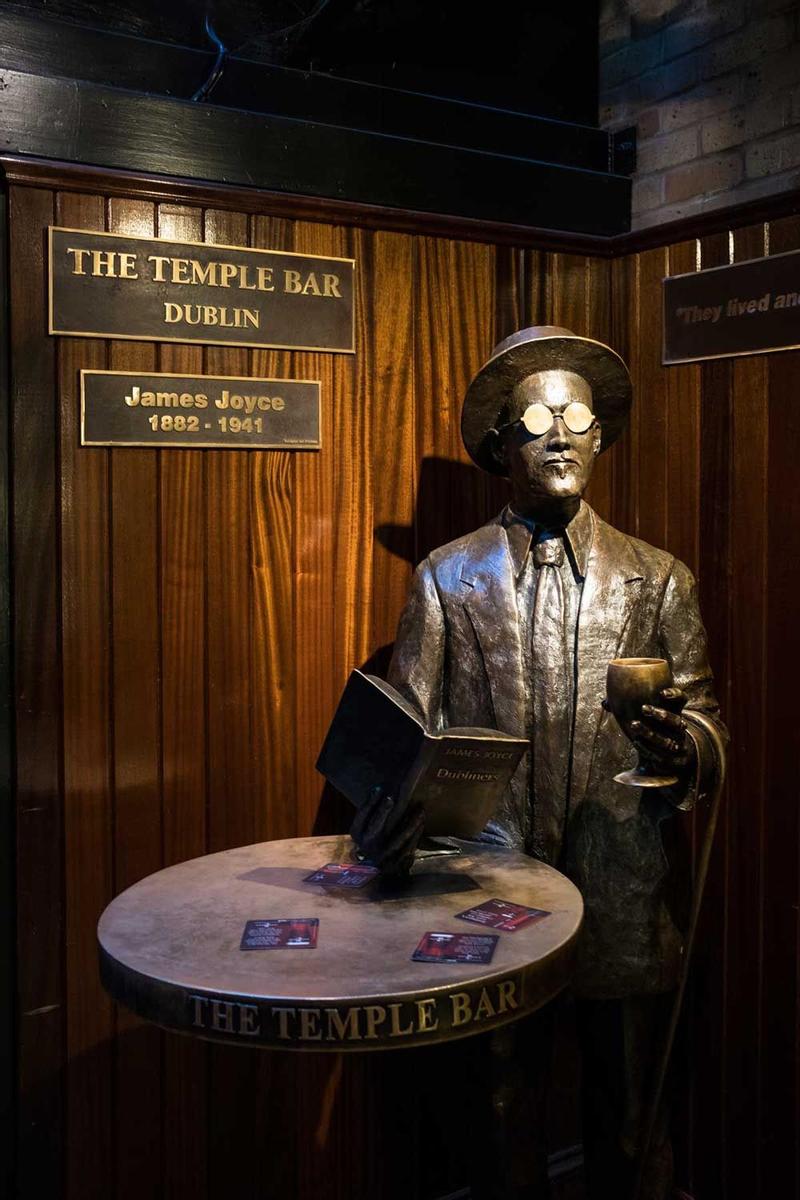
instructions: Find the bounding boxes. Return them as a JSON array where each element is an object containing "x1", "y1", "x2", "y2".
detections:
[
  {"x1": 81, "y1": 370, "x2": 320, "y2": 450},
  {"x1": 663, "y1": 247, "x2": 800, "y2": 364},
  {"x1": 50, "y1": 227, "x2": 355, "y2": 353}
]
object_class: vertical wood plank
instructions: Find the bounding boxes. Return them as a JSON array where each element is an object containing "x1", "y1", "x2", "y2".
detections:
[
  {"x1": 365, "y1": 229, "x2": 416, "y2": 672},
  {"x1": 291, "y1": 219, "x2": 347, "y2": 837},
  {"x1": 449, "y1": 238, "x2": 496, "y2": 539},
  {"x1": 58, "y1": 189, "x2": 114, "y2": 1200},
  {"x1": 414, "y1": 236, "x2": 459, "y2": 563},
  {"x1": 249, "y1": 212, "x2": 300, "y2": 1200},
  {"x1": 584, "y1": 256, "x2": 614, "y2": 521},
  {"x1": 10, "y1": 184, "x2": 64, "y2": 1200},
  {"x1": 201, "y1": 208, "x2": 259, "y2": 1200},
  {"x1": 250, "y1": 214, "x2": 298, "y2": 844},
  {"x1": 725, "y1": 221, "x2": 769, "y2": 1200},
  {"x1": 155, "y1": 201, "x2": 208, "y2": 1200},
  {"x1": 204, "y1": 207, "x2": 254, "y2": 853},
  {"x1": 634, "y1": 247, "x2": 669, "y2": 551},
  {"x1": 290, "y1": 217, "x2": 358, "y2": 1200},
  {"x1": 762, "y1": 213, "x2": 800, "y2": 1200},
  {"x1": 686, "y1": 229, "x2": 732, "y2": 1200},
  {"x1": 608, "y1": 253, "x2": 637, "y2": 537},
  {"x1": 664, "y1": 241, "x2": 701, "y2": 575},
  {"x1": 106, "y1": 196, "x2": 164, "y2": 1200},
  {"x1": 414, "y1": 237, "x2": 495, "y2": 563}
]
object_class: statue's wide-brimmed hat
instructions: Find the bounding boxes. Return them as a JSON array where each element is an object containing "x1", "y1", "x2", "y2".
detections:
[{"x1": 461, "y1": 325, "x2": 633, "y2": 475}]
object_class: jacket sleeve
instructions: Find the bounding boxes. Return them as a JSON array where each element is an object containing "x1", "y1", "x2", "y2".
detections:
[
  {"x1": 659, "y1": 557, "x2": 728, "y2": 809},
  {"x1": 386, "y1": 558, "x2": 446, "y2": 734}
]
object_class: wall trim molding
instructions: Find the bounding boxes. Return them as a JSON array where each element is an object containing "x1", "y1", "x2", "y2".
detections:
[{"x1": 2, "y1": 154, "x2": 797, "y2": 258}]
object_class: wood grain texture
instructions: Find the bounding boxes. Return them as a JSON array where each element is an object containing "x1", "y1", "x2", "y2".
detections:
[
  {"x1": 250, "y1": 214, "x2": 298, "y2": 844},
  {"x1": 762, "y1": 214, "x2": 800, "y2": 1200},
  {"x1": 726, "y1": 220, "x2": 769, "y2": 1200},
  {"x1": 155, "y1": 201, "x2": 209, "y2": 1200},
  {"x1": 106, "y1": 194, "x2": 164, "y2": 1200},
  {"x1": 10, "y1": 183, "x2": 63, "y2": 1200},
  {"x1": 57, "y1": 188, "x2": 114, "y2": 1200},
  {"x1": 291, "y1": 220, "x2": 340, "y2": 837}
]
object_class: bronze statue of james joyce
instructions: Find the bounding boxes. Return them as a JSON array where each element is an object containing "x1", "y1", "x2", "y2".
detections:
[{"x1": 352, "y1": 327, "x2": 728, "y2": 1200}]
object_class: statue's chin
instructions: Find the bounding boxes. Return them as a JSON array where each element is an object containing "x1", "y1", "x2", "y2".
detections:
[{"x1": 533, "y1": 473, "x2": 585, "y2": 501}]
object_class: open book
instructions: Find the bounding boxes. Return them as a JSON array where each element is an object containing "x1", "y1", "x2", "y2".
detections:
[{"x1": 316, "y1": 670, "x2": 527, "y2": 839}]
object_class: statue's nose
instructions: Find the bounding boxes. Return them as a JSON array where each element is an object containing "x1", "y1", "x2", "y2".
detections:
[{"x1": 546, "y1": 415, "x2": 571, "y2": 449}]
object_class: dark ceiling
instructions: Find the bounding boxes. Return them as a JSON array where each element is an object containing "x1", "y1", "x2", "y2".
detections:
[{"x1": 5, "y1": 0, "x2": 600, "y2": 124}]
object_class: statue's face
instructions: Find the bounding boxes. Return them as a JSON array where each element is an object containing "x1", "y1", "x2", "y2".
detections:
[{"x1": 500, "y1": 369, "x2": 601, "y2": 507}]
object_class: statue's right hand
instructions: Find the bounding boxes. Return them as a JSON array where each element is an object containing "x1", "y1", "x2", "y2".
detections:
[{"x1": 350, "y1": 786, "x2": 425, "y2": 877}]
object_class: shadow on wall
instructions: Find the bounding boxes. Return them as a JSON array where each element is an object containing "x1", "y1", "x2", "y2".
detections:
[
  {"x1": 375, "y1": 454, "x2": 509, "y2": 568},
  {"x1": 314, "y1": 456, "x2": 509, "y2": 837}
]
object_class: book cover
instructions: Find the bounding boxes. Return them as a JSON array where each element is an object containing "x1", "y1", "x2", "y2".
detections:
[{"x1": 316, "y1": 670, "x2": 527, "y2": 839}]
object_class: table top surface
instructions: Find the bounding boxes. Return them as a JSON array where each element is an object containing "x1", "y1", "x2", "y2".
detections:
[{"x1": 98, "y1": 834, "x2": 583, "y2": 1051}]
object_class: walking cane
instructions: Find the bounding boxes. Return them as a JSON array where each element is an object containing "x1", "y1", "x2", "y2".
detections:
[{"x1": 632, "y1": 715, "x2": 727, "y2": 1200}]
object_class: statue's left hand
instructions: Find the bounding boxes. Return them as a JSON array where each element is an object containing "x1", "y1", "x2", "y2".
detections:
[
  {"x1": 628, "y1": 686, "x2": 694, "y2": 774},
  {"x1": 350, "y1": 786, "x2": 425, "y2": 877}
]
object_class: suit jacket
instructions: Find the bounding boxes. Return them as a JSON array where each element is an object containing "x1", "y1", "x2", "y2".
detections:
[{"x1": 387, "y1": 503, "x2": 726, "y2": 997}]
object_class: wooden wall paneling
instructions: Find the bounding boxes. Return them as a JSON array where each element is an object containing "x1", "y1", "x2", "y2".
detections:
[
  {"x1": 57, "y1": 188, "x2": 114, "y2": 1200},
  {"x1": 291, "y1": 217, "x2": 362, "y2": 1200},
  {"x1": 550, "y1": 254, "x2": 589, "y2": 334},
  {"x1": 250, "y1": 214, "x2": 298, "y2": 844},
  {"x1": 155, "y1": 200, "x2": 209, "y2": 1200},
  {"x1": 494, "y1": 245, "x2": 522, "y2": 345},
  {"x1": 686, "y1": 228, "x2": 733, "y2": 1200},
  {"x1": 201, "y1": 207, "x2": 262, "y2": 1200},
  {"x1": 363, "y1": 228, "x2": 416, "y2": 673},
  {"x1": 483, "y1": 245, "x2": 522, "y2": 516},
  {"x1": 106, "y1": 195, "x2": 164, "y2": 1200},
  {"x1": 665, "y1": 224, "x2": 703, "y2": 808},
  {"x1": 585, "y1": 257, "x2": 615, "y2": 523},
  {"x1": 413, "y1": 236, "x2": 496, "y2": 563},
  {"x1": 9, "y1": 183, "x2": 63, "y2": 1199},
  {"x1": 449, "y1": 238, "x2": 497, "y2": 539},
  {"x1": 633, "y1": 246, "x2": 670, "y2": 551},
  {"x1": 724, "y1": 221, "x2": 770, "y2": 1200},
  {"x1": 761, "y1": 213, "x2": 800, "y2": 1200},
  {"x1": 331, "y1": 224, "x2": 370, "y2": 699},
  {"x1": 204, "y1": 208, "x2": 255, "y2": 855},
  {"x1": 659, "y1": 238, "x2": 702, "y2": 1190},
  {"x1": 663, "y1": 241, "x2": 701, "y2": 577},
  {"x1": 0, "y1": 182, "x2": 11, "y2": 1197},
  {"x1": 248, "y1": 211, "x2": 300, "y2": 1200},
  {"x1": 291, "y1": 221, "x2": 338, "y2": 838},
  {"x1": 522, "y1": 248, "x2": 552, "y2": 327},
  {"x1": 608, "y1": 253, "x2": 637, "y2": 537},
  {"x1": 413, "y1": 236, "x2": 462, "y2": 562}
]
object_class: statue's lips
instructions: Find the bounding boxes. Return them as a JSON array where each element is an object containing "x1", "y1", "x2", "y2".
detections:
[{"x1": 541, "y1": 457, "x2": 581, "y2": 480}]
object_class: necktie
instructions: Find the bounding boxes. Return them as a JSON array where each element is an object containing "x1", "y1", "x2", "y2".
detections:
[{"x1": 531, "y1": 534, "x2": 571, "y2": 862}]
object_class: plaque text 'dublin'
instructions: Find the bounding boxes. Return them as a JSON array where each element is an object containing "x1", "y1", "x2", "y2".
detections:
[
  {"x1": 50, "y1": 227, "x2": 355, "y2": 353},
  {"x1": 81, "y1": 370, "x2": 321, "y2": 450}
]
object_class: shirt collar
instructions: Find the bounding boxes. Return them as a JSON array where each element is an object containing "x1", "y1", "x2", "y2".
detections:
[{"x1": 502, "y1": 500, "x2": 593, "y2": 581}]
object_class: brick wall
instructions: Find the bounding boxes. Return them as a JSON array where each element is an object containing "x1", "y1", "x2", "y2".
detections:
[{"x1": 600, "y1": 0, "x2": 800, "y2": 230}]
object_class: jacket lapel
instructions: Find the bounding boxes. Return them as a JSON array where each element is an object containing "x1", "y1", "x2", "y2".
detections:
[
  {"x1": 571, "y1": 514, "x2": 644, "y2": 805},
  {"x1": 460, "y1": 523, "x2": 526, "y2": 738}
]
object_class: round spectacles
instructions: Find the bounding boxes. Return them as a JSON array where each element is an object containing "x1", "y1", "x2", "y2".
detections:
[{"x1": 498, "y1": 401, "x2": 596, "y2": 437}]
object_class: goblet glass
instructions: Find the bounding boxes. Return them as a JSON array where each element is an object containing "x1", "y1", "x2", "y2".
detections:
[{"x1": 605, "y1": 657, "x2": 679, "y2": 788}]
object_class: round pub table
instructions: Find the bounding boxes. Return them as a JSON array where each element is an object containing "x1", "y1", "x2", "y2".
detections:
[{"x1": 98, "y1": 833, "x2": 583, "y2": 1052}]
